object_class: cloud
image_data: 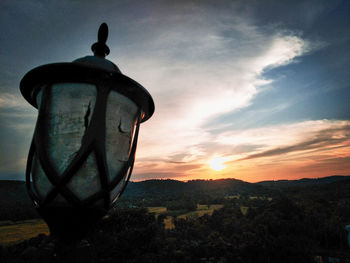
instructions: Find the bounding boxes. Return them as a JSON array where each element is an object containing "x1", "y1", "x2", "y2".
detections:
[
  {"x1": 239, "y1": 124, "x2": 350, "y2": 161},
  {"x1": 0, "y1": 92, "x2": 37, "y2": 175},
  {"x1": 0, "y1": 93, "x2": 32, "y2": 109},
  {"x1": 251, "y1": 35, "x2": 307, "y2": 71},
  {"x1": 117, "y1": 11, "x2": 313, "y2": 171},
  {"x1": 0, "y1": 95, "x2": 37, "y2": 135}
]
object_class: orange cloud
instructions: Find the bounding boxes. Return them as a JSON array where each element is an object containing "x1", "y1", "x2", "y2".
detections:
[{"x1": 133, "y1": 120, "x2": 350, "y2": 182}]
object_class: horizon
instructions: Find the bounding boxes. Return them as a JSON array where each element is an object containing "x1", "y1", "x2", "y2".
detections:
[
  {"x1": 132, "y1": 174, "x2": 350, "y2": 183},
  {"x1": 2, "y1": 174, "x2": 349, "y2": 184},
  {"x1": 1, "y1": 0, "x2": 350, "y2": 182}
]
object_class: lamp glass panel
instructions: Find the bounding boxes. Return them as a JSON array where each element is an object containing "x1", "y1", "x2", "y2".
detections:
[
  {"x1": 105, "y1": 91, "x2": 138, "y2": 193},
  {"x1": 44, "y1": 83, "x2": 96, "y2": 175},
  {"x1": 67, "y1": 152, "x2": 101, "y2": 200},
  {"x1": 33, "y1": 83, "x2": 99, "y2": 201}
]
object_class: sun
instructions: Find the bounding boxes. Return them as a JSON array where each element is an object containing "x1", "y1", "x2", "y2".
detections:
[{"x1": 208, "y1": 157, "x2": 228, "y2": 171}]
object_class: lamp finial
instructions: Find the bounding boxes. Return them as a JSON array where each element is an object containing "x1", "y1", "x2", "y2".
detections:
[{"x1": 91, "y1": 23, "x2": 110, "y2": 58}]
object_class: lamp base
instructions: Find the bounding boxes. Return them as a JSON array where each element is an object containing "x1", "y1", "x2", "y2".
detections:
[{"x1": 37, "y1": 206, "x2": 106, "y2": 242}]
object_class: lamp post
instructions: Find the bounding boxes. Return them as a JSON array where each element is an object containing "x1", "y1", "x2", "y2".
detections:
[{"x1": 20, "y1": 23, "x2": 154, "y2": 256}]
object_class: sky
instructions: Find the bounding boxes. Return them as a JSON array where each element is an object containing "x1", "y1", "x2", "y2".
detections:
[{"x1": 0, "y1": 0, "x2": 349, "y2": 182}]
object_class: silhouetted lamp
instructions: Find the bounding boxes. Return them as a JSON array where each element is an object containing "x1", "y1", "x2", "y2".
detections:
[{"x1": 20, "y1": 23, "x2": 154, "y2": 241}]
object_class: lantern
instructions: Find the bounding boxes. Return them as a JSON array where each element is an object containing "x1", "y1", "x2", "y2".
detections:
[{"x1": 20, "y1": 23, "x2": 154, "y2": 240}]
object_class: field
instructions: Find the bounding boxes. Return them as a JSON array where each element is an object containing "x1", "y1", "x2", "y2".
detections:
[
  {"x1": 163, "y1": 216, "x2": 175, "y2": 229},
  {"x1": 0, "y1": 219, "x2": 49, "y2": 246},
  {"x1": 177, "y1": 204, "x2": 224, "y2": 219},
  {"x1": 147, "y1": 206, "x2": 167, "y2": 214},
  {"x1": 0, "y1": 204, "x2": 224, "y2": 245},
  {"x1": 148, "y1": 204, "x2": 224, "y2": 229},
  {"x1": 240, "y1": 206, "x2": 249, "y2": 215}
]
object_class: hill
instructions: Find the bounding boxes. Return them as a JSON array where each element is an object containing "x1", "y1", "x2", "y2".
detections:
[
  {"x1": 0, "y1": 180, "x2": 31, "y2": 206},
  {"x1": 0, "y1": 180, "x2": 38, "y2": 220},
  {"x1": 2, "y1": 176, "x2": 350, "y2": 262},
  {"x1": 1, "y1": 175, "x2": 349, "y2": 220},
  {"x1": 123, "y1": 178, "x2": 271, "y2": 197},
  {"x1": 257, "y1": 175, "x2": 350, "y2": 188}
]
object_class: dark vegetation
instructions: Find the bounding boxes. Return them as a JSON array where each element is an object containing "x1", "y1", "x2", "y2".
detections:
[
  {"x1": 0, "y1": 178, "x2": 274, "y2": 221},
  {"x1": 1, "y1": 176, "x2": 350, "y2": 262},
  {"x1": 0, "y1": 181, "x2": 37, "y2": 221},
  {"x1": 120, "y1": 178, "x2": 274, "y2": 209}
]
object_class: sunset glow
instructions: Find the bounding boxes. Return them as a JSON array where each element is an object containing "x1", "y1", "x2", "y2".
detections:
[{"x1": 208, "y1": 157, "x2": 228, "y2": 172}]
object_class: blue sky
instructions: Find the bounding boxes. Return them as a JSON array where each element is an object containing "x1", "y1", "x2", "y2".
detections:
[{"x1": 0, "y1": 0, "x2": 349, "y2": 182}]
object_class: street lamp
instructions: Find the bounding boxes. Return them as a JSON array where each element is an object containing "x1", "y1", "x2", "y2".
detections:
[{"x1": 20, "y1": 23, "x2": 154, "y2": 242}]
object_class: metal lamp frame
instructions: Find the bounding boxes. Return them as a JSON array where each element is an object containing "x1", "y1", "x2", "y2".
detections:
[
  {"x1": 25, "y1": 73, "x2": 142, "y2": 211},
  {"x1": 20, "y1": 23, "x2": 154, "y2": 240},
  {"x1": 23, "y1": 68, "x2": 148, "y2": 240}
]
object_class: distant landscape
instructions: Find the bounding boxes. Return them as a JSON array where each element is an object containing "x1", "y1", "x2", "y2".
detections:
[
  {"x1": 1, "y1": 175, "x2": 350, "y2": 262},
  {"x1": 1, "y1": 175, "x2": 349, "y2": 221}
]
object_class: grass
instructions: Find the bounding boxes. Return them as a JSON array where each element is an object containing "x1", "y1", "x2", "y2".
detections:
[
  {"x1": 163, "y1": 216, "x2": 175, "y2": 230},
  {"x1": 240, "y1": 206, "x2": 249, "y2": 215},
  {"x1": 177, "y1": 204, "x2": 224, "y2": 220},
  {"x1": 225, "y1": 195, "x2": 240, "y2": 199},
  {"x1": 0, "y1": 204, "x2": 225, "y2": 245},
  {"x1": 147, "y1": 207, "x2": 167, "y2": 214},
  {"x1": 196, "y1": 204, "x2": 209, "y2": 210},
  {"x1": 209, "y1": 204, "x2": 225, "y2": 210},
  {"x1": 0, "y1": 219, "x2": 49, "y2": 246},
  {"x1": 146, "y1": 204, "x2": 224, "y2": 230}
]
